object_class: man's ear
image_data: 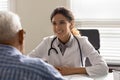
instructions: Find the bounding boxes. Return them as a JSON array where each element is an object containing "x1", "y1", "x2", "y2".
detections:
[{"x1": 18, "y1": 29, "x2": 24, "y2": 44}]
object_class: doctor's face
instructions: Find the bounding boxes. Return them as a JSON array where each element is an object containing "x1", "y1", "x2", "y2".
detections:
[{"x1": 51, "y1": 14, "x2": 72, "y2": 42}]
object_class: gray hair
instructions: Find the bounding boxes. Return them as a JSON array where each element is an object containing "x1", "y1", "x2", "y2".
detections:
[{"x1": 0, "y1": 11, "x2": 22, "y2": 42}]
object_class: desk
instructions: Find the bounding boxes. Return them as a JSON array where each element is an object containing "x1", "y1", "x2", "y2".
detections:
[{"x1": 64, "y1": 73, "x2": 113, "y2": 80}]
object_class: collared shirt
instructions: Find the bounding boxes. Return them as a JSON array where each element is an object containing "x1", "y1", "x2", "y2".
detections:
[
  {"x1": 0, "y1": 44, "x2": 65, "y2": 80},
  {"x1": 57, "y1": 34, "x2": 73, "y2": 55}
]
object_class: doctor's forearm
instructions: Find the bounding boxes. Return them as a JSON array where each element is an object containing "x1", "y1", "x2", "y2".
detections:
[
  {"x1": 73, "y1": 67, "x2": 87, "y2": 74},
  {"x1": 55, "y1": 67, "x2": 87, "y2": 75}
]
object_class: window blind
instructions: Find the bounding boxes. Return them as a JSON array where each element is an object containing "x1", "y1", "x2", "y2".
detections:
[
  {"x1": 70, "y1": 0, "x2": 120, "y2": 20},
  {"x1": 100, "y1": 28, "x2": 120, "y2": 65},
  {"x1": 0, "y1": 0, "x2": 8, "y2": 11},
  {"x1": 69, "y1": 0, "x2": 120, "y2": 65},
  {"x1": 76, "y1": 26, "x2": 120, "y2": 65}
]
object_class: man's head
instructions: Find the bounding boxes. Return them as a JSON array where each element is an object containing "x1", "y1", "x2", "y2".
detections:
[{"x1": 0, "y1": 11, "x2": 25, "y2": 53}]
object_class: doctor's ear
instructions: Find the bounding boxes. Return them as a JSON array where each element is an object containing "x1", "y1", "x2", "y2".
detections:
[{"x1": 69, "y1": 20, "x2": 74, "y2": 29}]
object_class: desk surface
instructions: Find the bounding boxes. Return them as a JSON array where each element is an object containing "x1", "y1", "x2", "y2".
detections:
[{"x1": 64, "y1": 73, "x2": 113, "y2": 80}]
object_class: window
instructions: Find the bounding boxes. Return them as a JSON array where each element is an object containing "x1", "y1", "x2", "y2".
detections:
[
  {"x1": 0, "y1": 0, "x2": 8, "y2": 10},
  {"x1": 0, "y1": 0, "x2": 16, "y2": 12},
  {"x1": 70, "y1": 0, "x2": 120, "y2": 20},
  {"x1": 69, "y1": 0, "x2": 120, "y2": 65}
]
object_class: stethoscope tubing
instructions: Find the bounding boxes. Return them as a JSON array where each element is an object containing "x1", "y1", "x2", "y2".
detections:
[
  {"x1": 74, "y1": 36, "x2": 83, "y2": 66},
  {"x1": 48, "y1": 36, "x2": 83, "y2": 66},
  {"x1": 48, "y1": 37, "x2": 58, "y2": 56}
]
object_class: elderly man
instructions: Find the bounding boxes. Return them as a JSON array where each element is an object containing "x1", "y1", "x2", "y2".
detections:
[{"x1": 0, "y1": 11, "x2": 65, "y2": 80}]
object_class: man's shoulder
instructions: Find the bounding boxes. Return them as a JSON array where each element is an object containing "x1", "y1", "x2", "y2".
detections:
[
  {"x1": 20, "y1": 56, "x2": 49, "y2": 69},
  {"x1": 19, "y1": 57, "x2": 64, "y2": 79}
]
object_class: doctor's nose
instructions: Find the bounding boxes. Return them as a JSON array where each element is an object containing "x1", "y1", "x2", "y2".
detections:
[{"x1": 54, "y1": 24, "x2": 61, "y2": 29}]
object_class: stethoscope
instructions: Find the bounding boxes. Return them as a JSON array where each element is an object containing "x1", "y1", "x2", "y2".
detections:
[{"x1": 48, "y1": 36, "x2": 83, "y2": 66}]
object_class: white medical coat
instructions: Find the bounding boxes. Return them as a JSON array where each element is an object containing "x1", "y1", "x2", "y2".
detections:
[{"x1": 29, "y1": 35, "x2": 108, "y2": 77}]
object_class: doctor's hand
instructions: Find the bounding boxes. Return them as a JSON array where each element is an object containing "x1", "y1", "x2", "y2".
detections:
[{"x1": 55, "y1": 66, "x2": 87, "y2": 75}]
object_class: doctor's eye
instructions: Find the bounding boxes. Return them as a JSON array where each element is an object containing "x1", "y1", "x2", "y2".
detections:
[
  {"x1": 52, "y1": 22, "x2": 56, "y2": 26},
  {"x1": 59, "y1": 21, "x2": 66, "y2": 25}
]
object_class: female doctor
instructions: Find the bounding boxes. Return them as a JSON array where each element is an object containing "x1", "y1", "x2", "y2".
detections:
[{"x1": 29, "y1": 7, "x2": 108, "y2": 77}]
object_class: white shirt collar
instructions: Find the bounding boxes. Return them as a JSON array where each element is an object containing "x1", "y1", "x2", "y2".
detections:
[{"x1": 56, "y1": 34, "x2": 74, "y2": 47}]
